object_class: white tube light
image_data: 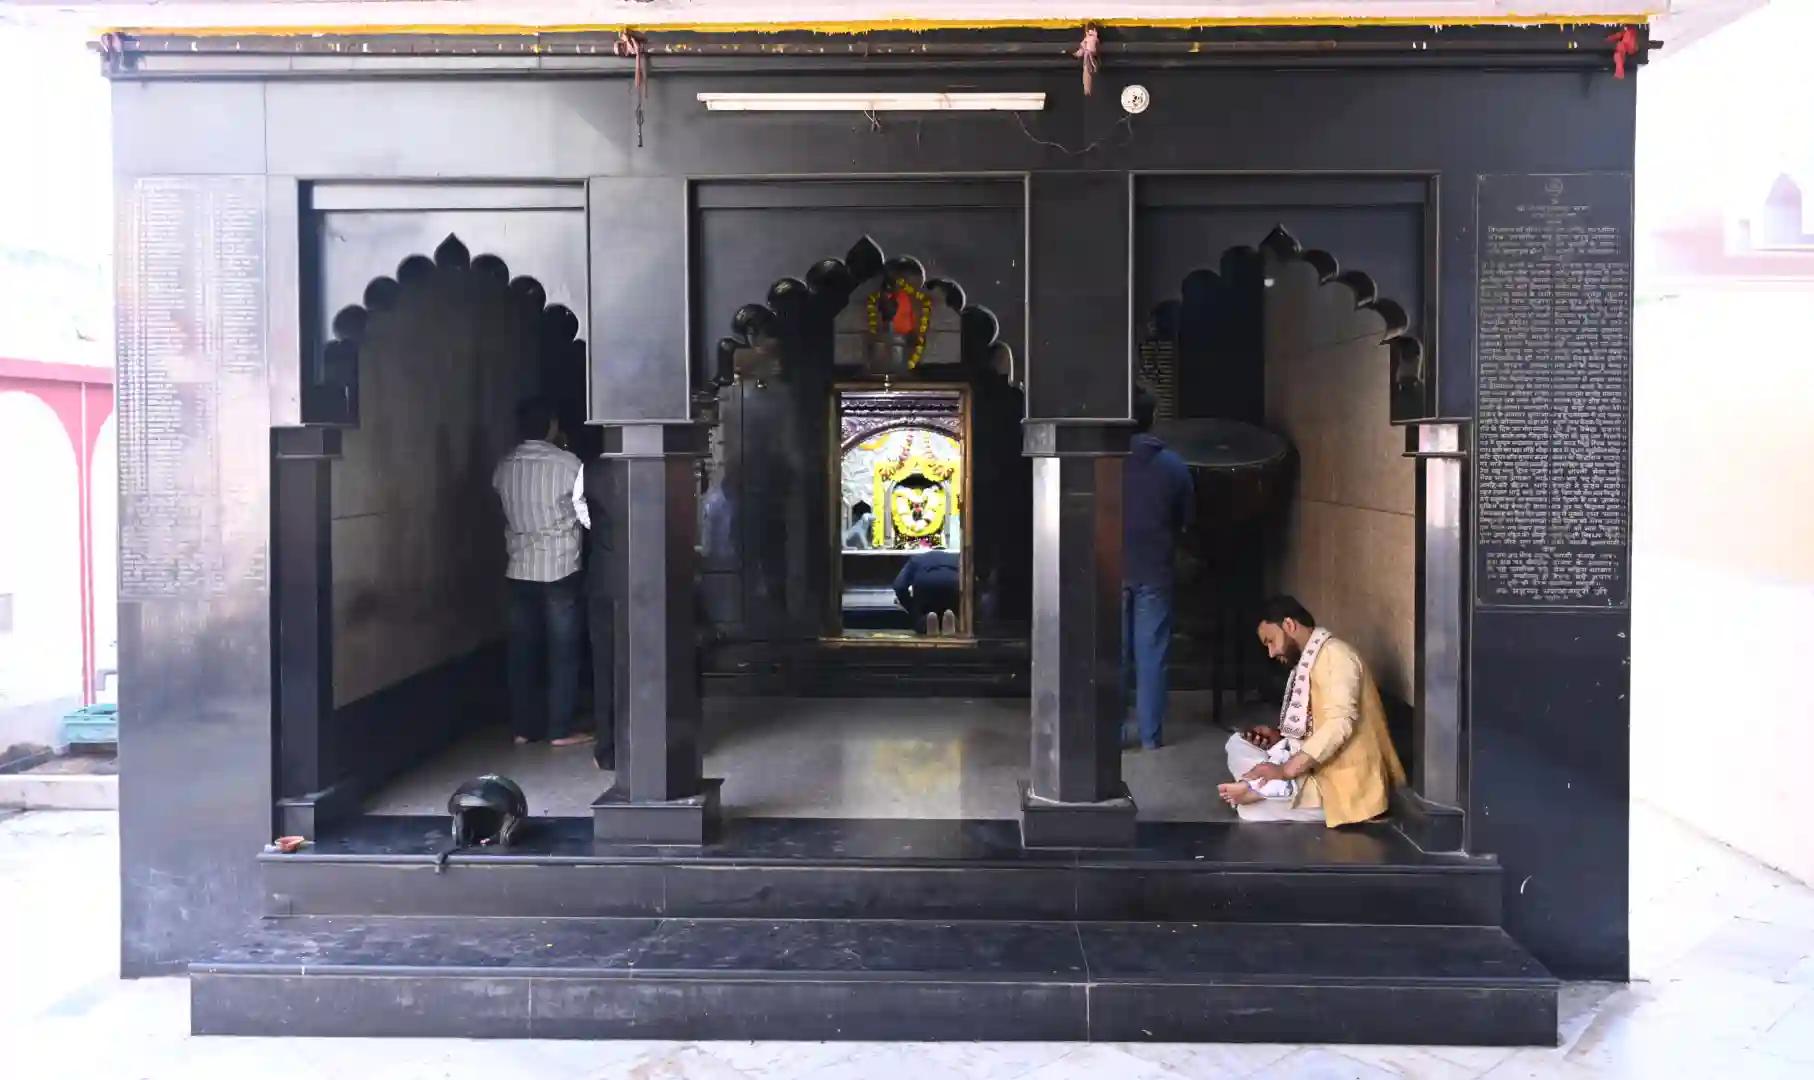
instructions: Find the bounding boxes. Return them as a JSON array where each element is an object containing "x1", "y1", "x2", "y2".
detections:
[{"x1": 697, "y1": 92, "x2": 1045, "y2": 112}]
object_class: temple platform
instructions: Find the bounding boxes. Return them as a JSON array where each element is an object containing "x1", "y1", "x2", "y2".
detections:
[
  {"x1": 192, "y1": 914, "x2": 1555, "y2": 1044},
  {"x1": 219, "y1": 814, "x2": 1551, "y2": 1043},
  {"x1": 215, "y1": 694, "x2": 1555, "y2": 1044}
]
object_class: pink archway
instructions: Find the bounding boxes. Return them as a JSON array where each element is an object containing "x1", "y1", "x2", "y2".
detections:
[{"x1": 0, "y1": 357, "x2": 115, "y2": 705}]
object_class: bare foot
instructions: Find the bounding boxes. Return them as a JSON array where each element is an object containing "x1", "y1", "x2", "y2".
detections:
[
  {"x1": 551, "y1": 732, "x2": 596, "y2": 748},
  {"x1": 1218, "y1": 782, "x2": 1262, "y2": 807}
]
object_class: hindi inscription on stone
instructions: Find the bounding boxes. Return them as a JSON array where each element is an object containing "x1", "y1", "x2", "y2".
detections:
[
  {"x1": 1475, "y1": 173, "x2": 1632, "y2": 608},
  {"x1": 118, "y1": 177, "x2": 268, "y2": 600}
]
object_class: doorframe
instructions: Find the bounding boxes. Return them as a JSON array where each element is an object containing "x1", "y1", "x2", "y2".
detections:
[{"x1": 827, "y1": 380, "x2": 976, "y2": 644}]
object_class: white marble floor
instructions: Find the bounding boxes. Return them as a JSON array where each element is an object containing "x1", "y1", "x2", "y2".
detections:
[{"x1": 1, "y1": 803, "x2": 1810, "y2": 1079}]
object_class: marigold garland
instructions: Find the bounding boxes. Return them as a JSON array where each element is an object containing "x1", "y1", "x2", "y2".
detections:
[
  {"x1": 864, "y1": 276, "x2": 934, "y2": 370},
  {"x1": 872, "y1": 455, "x2": 959, "y2": 548}
]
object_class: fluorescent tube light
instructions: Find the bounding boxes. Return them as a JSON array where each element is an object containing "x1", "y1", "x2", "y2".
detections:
[{"x1": 697, "y1": 92, "x2": 1045, "y2": 112}]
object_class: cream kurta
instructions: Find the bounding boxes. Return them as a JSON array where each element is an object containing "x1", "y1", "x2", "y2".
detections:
[{"x1": 1291, "y1": 636, "x2": 1406, "y2": 826}]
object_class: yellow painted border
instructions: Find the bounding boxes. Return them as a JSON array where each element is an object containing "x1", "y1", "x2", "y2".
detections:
[{"x1": 103, "y1": 15, "x2": 1658, "y2": 39}]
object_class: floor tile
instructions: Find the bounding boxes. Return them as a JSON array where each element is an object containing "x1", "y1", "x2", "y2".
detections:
[
  {"x1": 1326, "y1": 1044, "x2": 1487, "y2": 1079},
  {"x1": 1421, "y1": 1044, "x2": 1519, "y2": 1073},
  {"x1": 1247, "y1": 1047, "x2": 1404, "y2": 1080},
  {"x1": 1477, "y1": 1049, "x2": 1624, "y2": 1080},
  {"x1": 1746, "y1": 883, "x2": 1814, "y2": 932},
  {"x1": 685, "y1": 1040, "x2": 862, "y2": 1078},
  {"x1": 1554, "y1": 982, "x2": 1640, "y2": 1054},
  {"x1": 609, "y1": 1045, "x2": 761, "y2": 1080},
  {"x1": 782, "y1": 1043, "x2": 980, "y2": 1080},
  {"x1": 1627, "y1": 901, "x2": 1734, "y2": 978},
  {"x1": 1554, "y1": 994, "x2": 1811, "y2": 1078},
  {"x1": 1114, "y1": 1041, "x2": 1294, "y2": 1078},
  {"x1": 1754, "y1": 988, "x2": 1814, "y2": 1065},
  {"x1": 908, "y1": 1041, "x2": 1079, "y2": 1079},
  {"x1": 1017, "y1": 1044, "x2": 1190, "y2": 1080},
  {"x1": 1621, "y1": 970, "x2": 1808, "y2": 1038},
  {"x1": 1666, "y1": 918, "x2": 1814, "y2": 983}
]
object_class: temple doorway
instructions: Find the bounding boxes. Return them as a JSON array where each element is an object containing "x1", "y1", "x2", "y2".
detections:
[{"x1": 832, "y1": 386, "x2": 972, "y2": 639}]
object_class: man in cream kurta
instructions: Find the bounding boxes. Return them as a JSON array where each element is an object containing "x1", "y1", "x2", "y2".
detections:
[{"x1": 1217, "y1": 596, "x2": 1405, "y2": 827}]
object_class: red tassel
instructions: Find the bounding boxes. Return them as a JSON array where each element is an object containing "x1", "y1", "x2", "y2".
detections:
[
  {"x1": 614, "y1": 30, "x2": 646, "y2": 100},
  {"x1": 615, "y1": 31, "x2": 648, "y2": 147},
  {"x1": 1073, "y1": 25, "x2": 1101, "y2": 96},
  {"x1": 1607, "y1": 26, "x2": 1638, "y2": 80}
]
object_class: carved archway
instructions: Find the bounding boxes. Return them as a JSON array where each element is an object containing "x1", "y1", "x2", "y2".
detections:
[
  {"x1": 1147, "y1": 225, "x2": 1428, "y2": 424},
  {"x1": 305, "y1": 233, "x2": 587, "y2": 435},
  {"x1": 710, "y1": 235, "x2": 1018, "y2": 392}
]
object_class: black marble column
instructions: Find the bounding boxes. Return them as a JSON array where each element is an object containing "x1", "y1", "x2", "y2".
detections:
[
  {"x1": 272, "y1": 426, "x2": 340, "y2": 838},
  {"x1": 1019, "y1": 428, "x2": 1135, "y2": 847},
  {"x1": 590, "y1": 422, "x2": 720, "y2": 843},
  {"x1": 587, "y1": 175, "x2": 719, "y2": 843},
  {"x1": 1018, "y1": 173, "x2": 1137, "y2": 847}
]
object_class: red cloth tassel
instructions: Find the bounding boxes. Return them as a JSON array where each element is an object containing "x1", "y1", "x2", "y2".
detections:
[
  {"x1": 615, "y1": 30, "x2": 646, "y2": 100},
  {"x1": 1607, "y1": 27, "x2": 1638, "y2": 80},
  {"x1": 1073, "y1": 26, "x2": 1101, "y2": 96}
]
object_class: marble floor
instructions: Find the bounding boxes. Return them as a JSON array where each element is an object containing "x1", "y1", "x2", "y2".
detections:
[
  {"x1": 367, "y1": 692, "x2": 1257, "y2": 822},
  {"x1": 3, "y1": 802, "x2": 1811, "y2": 1077}
]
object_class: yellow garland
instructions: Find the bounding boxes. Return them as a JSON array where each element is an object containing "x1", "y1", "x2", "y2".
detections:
[
  {"x1": 864, "y1": 277, "x2": 935, "y2": 370},
  {"x1": 107, "y1": 16, "x2": 1668, "y2": 39},
  {"x1": 873, "y1": 455, "x2": 959, "y2": 547},
  {"x1": 891, "y1": 485, "x2": 947, "y2": 540}
]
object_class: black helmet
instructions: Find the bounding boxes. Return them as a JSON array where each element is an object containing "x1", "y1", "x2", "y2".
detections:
[{"x1": 448, "y1": 774, "x2": 528, "y2": 849}]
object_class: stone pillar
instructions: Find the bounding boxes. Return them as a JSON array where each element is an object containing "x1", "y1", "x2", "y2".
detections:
[
  {"x1": 272, "y1": 426, "x2": 340, "y2": 839},
  {"x1": 590, "y1": 422, "x2": 720, "y2": 843},
  {"x1": 1400, "y1": 419, "x2": 1469, "y2": 851},
  {"x1": 1016, "y1": 172, "x2": 1139, "y2": 847},
  {"x1": 1019, "y1": 424, "x2": 1136, "y2": 847},
  {"x1": 586, "y1": 175, "x2": 719, "y2": 843}
]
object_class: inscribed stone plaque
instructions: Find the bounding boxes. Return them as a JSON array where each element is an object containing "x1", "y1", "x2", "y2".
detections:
[
  {"x1": 1475, "y1": 173, "x2": 1632, "y2": 608},
  {"x1": 117, "y1": 177, "x2": 268, "y2": 600}
]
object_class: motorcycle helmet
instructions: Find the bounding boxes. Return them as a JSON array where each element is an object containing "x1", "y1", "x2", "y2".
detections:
[{"x1": 447, "y1": 774, "x2": 529, "y2": 849}]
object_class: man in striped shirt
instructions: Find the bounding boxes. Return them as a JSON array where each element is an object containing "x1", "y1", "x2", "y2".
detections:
[{"x1": 492, "y1": 397, "x2": 590, "y2": 747}]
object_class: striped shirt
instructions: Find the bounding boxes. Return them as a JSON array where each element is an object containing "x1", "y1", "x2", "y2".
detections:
[{"x1": 491, "y1": 440, "x2": 585, "y2": 582}]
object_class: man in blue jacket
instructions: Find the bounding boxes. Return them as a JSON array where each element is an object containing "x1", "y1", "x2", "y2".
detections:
[
  {"x1": 894, "y1": 549, "x2": 961, "y2": 636},
  {"x1": 1122, "y1": 385, "x2": 1194, "y2": 750}
]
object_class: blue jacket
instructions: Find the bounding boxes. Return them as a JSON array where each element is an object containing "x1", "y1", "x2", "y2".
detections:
[
  {"x1": 1122, "y1": 433, "x2": 1194, "y2": 588},
  {"x1": 893, "y1": 550, "x2": 961, "y2": 609}
]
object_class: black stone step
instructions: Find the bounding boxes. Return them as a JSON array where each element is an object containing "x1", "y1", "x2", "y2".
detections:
[
  {"x1": 262, "y1": 815, "x2": 1502, "y2": 925},
  {"x1": 703, "y1": 639, "x2": 1031, "y2": 697},
  {"x1": 190, "y1": 915, "x2": 1557, "y2": 1044}
]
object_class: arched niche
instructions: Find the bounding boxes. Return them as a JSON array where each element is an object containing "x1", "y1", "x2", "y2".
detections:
[
  {"x1": 309, "y1": 232, "x2": 591, "y2": 707},
  {"x1": 1143, "y1": 225, "x2": 1428, "y2": 427},
  {"x1": 307, "y1": 233, "x2": 587, "y2": 439},
  {"x1": 711, "y1": 235, "x2": 1018, "y2": 392},
  {"x1": 697, "y1": 235, "x2": 1031, "y2": 640}
]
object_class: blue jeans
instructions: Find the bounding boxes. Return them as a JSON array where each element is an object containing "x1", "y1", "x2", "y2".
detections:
[
  {"x1": 1122, "y1": 584, "x2": 1173, "y2": 748},
  {"x1": 506, "y1": 573, "x2": 583, "y2": 741}
]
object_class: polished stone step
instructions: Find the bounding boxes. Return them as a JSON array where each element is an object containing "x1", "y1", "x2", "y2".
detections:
[
  {"x1": 190, "y1": 915, "x2": 1557, "y2": 1044},
  {"x1": 704, "y1": 639, "x2": 1031, "y2": 696},
  {"x1": 262, "y1": 815, "x2": 1502, "y2": 924}
]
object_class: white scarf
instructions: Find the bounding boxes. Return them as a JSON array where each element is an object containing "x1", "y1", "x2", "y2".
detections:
[{"x1": 1277, "y1": 627, "x2": 1333, "y2": 744}]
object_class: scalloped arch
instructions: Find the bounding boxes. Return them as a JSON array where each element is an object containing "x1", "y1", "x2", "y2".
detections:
[
  {"x1": 306, "y1": 232, "x2": 585, "y2": 426},
  {"x1": 838, "y1": 416, "x2": 964, "y2": 454},
  {"x1": 713, "y1": 234, "x2": 1019, "y2": 391},
  {"x1": 1162, "y1": 224, "x2": 1428, "y2": 423}
]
